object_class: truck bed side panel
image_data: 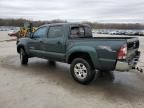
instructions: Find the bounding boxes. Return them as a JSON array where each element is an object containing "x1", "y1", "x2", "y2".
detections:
[{"x1": 67, "y1": 38, "x2": 126, "y2": 70}]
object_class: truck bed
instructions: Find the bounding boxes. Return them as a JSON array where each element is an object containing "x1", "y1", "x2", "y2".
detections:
[
  {"x1": 72, "y1": 36, "x2": 139, "y2": 50},
  {"x1": 93, "y1": 37, "x2": 139, "y2": 50}
]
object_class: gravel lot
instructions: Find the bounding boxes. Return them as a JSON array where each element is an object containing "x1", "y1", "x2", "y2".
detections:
[{"x1": 0, "y1": 31, "x2": 144, "y2": 108}]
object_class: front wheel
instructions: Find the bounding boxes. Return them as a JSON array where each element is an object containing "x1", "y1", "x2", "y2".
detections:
[
  {"x1": 20, "y1": 48, "x2": 28, "y2": 65},
  {"x1": 70, "y1": 58, "x2": 95, "y2": 84}
]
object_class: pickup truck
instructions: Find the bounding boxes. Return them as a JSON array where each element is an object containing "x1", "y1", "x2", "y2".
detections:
[{"x1": 17, "y1": 23, "x2": 140, "y2": 84}]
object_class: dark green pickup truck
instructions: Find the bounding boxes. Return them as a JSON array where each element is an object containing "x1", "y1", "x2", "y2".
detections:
[{"x1": 17, "y1": 23, "x2": 140, "y2": 84}]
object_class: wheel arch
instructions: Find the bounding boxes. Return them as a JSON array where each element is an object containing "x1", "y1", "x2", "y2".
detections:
[
  {"x1": 17, "y1": 45, "x2": 26, "y2": 54},
  {"x1": 66, "y1": 46, "x2": 101, "y2": 69}
]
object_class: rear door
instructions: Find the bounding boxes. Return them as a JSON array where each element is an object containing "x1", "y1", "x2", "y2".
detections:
[{"x1": 40, "y1": 25, "x2": 66, "y2": 61}]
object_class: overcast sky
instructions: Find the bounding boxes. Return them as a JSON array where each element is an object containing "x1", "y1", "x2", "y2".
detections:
[{"x1": 0, "y1": 0, "x2": 144, "y2": 23}]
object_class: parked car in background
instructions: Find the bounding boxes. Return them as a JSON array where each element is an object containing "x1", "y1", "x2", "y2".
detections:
[{"x1": 8, "y1": 30, "x2": 19, "y2": 37}]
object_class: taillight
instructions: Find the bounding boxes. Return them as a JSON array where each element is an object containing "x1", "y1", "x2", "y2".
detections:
[{"x1": 117, "y1": 44, "x2": 127, "y2": 60}]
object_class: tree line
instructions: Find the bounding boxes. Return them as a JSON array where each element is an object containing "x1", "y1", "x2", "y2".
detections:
[
  {"x1": 82, "y1": 21, "x2": 144, "y2": 29},
  {"x1": 0, "y1": 18, "x2": 67, "y2": 27},
  {"x1": 0, "y1": 18, "x2": 144, "y2": 29}
]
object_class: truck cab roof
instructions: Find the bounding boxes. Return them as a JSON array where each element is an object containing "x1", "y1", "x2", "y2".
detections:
[{"x1": 40, "y1": 23, "x2": 91, "y2": 28}]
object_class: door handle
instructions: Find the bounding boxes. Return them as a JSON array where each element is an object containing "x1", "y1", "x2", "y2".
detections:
[
  {"x1": 57, "y1": 41, "x2": 62, "y2": 44},
  {"x1": 39, "y1": 40, "x2": 43, "y2": 43}
]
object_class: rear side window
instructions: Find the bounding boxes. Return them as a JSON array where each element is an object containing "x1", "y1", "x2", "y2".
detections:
[
  {"x1": 48, "y1": 26, "x2": 64, "y2": 38},
  {"x1": 33, "y1": 27, "x2": 47, "y2": 38},
  {"x1": 70, "y1": 26, "x2": 85, "y2": 38}
]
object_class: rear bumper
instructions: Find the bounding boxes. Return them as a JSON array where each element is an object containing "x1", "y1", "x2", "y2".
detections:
[
  {"x1": 115, "y1": 51, "x2": 140, "y2": 71},
  {"x1": 115, "y1": 61, "x2": 130, "y2": 71}
]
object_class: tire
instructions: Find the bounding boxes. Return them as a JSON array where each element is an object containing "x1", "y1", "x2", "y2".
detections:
[
  {"x1": 20, "y1": 48, "x2": 28, "y2": 65},
  {"x1": 70, "y1": 58, "x2": 95, "y2": 84}
]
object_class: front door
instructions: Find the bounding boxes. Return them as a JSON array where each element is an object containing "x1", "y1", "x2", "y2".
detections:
[{"x1": 28, "y1": 26, "x2": 48, "y2": 58}]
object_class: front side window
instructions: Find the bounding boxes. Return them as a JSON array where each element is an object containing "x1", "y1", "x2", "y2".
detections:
[
  {"x1": 48, "y1": 26, "x2": 64, "y2": 38},
  {"x1": 33, "y1": 27, "x2": 47, "y2": 38}
]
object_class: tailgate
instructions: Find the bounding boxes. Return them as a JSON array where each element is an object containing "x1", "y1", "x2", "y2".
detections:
[
  {"x1": 115, "y1": 37, "x2": 140, "y2": 71},
  {"x1": 127, "y1": 37, "x2": 139, "y2": 59},
  {"x1": 126, "y1": 37, "x2": 140, "y2": 67},
  {"x1": 127, "y1": 37, "x2": 139, "y2": 50}
]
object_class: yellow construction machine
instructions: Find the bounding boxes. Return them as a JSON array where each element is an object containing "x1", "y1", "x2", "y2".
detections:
[{"x1": 18, "y1": 22, "x2": 36, "y2": 39}]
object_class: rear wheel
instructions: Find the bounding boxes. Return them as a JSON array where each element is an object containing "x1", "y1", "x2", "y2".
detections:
[
  {"x1": 20, "y1": 48, "x2": 28, "y2": 65},
  {"x1": 70, "y1": 58, "x2": 95, "y2": 84}
]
